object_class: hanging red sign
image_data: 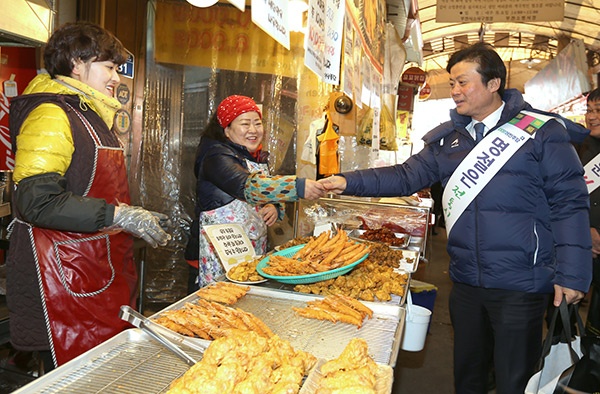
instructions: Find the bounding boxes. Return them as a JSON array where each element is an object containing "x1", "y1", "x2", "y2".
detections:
[
  {"x1": 419, "y1": 83, "x2": 432, "y2": 101},
  {"x1": 401, "y1": 66, "x2": 427, "y2": 87},
  {"x1": 397, "y1": 84, "x2": 415, "y2": 112}
]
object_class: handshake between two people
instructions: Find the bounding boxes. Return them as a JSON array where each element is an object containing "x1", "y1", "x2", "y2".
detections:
[
  {"x1": 106, "y1": 177, "x2": 350, "y2": 245},
  {"x1": 303, "y1": 176, "x2": 348, "y2": 200},
  {"x1": 109, "y1": 203, "x2": 172, "y2": 248}
]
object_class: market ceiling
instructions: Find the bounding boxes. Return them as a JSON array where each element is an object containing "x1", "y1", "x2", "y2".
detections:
[
  {"x1": 405, "y1": 0, "x2": 600, "y2": 93},
  {"x1": 417, "y1": 0, "x2": 600, "y2": 69}
]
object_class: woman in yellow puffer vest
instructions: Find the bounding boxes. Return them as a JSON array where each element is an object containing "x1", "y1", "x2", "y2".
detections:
[{"x1": 7, "y1": 21, "x2": 170, "y2": 370}]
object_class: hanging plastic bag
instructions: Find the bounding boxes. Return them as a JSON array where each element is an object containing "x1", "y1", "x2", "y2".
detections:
[
  {"x1": 357, "y1": 107, "x2": 374, "y2": 146},
  {"x1": 524, "y1": 299, "x2": 600, "y2": 394},
  {"x1": 380, "y1": 103, "x2": 398, "y2": 151},
  {"x1": 316, "y1": 111, "x2": 340, "y2": 177}
]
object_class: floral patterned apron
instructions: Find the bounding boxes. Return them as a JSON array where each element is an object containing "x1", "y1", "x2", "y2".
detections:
[{"x1": 197, "y1": 160, "x2": 269, "y2": 287}]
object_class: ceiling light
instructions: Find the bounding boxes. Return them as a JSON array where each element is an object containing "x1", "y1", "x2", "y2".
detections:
[
  {"x1": 520, "y1": 58, "x2": 541, "y2": 64},
  {"x1": 187, "y1": 0, "x2": 218, "y2": 8},
  {"x1": 520, "y1": 57, "x2": 542, "y2": 68}
]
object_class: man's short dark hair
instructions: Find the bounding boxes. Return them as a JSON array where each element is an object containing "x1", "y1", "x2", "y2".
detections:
[
  {"x1": 43, "y1": 21, "x2": 128, "y2": 79},
  {"x1": 588, "y1": 88, "x2": 600, "y2": 103},
  {"x1": 446, "y1": 42, "x2": 507, "y2": 98}
]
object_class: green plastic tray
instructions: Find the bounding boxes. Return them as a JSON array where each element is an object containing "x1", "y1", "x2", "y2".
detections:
[{"x1": 256, "y1": 243, "x2": 368, "y2": 284}]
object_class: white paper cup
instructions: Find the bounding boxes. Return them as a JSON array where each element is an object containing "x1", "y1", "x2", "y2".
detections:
[{"x1": 401, "y1": 305, "x2": 432, "y2": 352}]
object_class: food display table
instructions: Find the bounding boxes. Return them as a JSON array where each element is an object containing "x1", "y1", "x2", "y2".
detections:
[
  {"x1": 12, "y1": 219, "x2": 426, "y2": 393},
  {"x1": 13, "y1": 286, "x2": 405, "y2": 393}
]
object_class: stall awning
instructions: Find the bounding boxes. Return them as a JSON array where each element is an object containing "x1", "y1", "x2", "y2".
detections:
[{"x1": 0, "y1": 0, "x2": 53, "y2": 46}]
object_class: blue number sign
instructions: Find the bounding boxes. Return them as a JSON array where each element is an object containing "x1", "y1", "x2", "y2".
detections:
[{"x1": 117, "y1": 51, "x2": 134, "y2": 79}]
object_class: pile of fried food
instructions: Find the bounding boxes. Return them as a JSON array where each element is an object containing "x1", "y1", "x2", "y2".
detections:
[
  {"x1": 359, "y1": 227, "x2": 408, "y2": 247},
  {"x1": 314, "y1": 338, "x2": 381, "y2": 393},
  {"x1": 195, "y1": 281, "x2": 250, "y2": 304},
  {"x1": 292, "y1": 294, "x2": 373, "y2": 329},
  {"x1": 262, "y1": 230, "x2": 370, "y2": 276},
  {"x1": 227, "y1": 257, "x2": 265, "y2": 283},
  {"x1": 153, "y1": 283, "x2": 273, "y2": 340},
  {"x1": 166, "y1": 329, "x2": 317, "y2": 394},
  {"x1": 294, "y1": 243, "x2": 409, "y2": 302}
]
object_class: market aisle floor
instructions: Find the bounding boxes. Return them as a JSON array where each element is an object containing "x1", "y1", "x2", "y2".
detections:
[
  {"x1": 392, "y1": 227, "x2": 456, "y2": 394},
  {"x1": 392, "y1": 227, "x2": 591, "y2": 394}
]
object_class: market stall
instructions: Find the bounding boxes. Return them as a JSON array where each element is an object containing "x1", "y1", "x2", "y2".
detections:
[{"x1": 13, "y1": 195, "x2": 430, "y2": 393}]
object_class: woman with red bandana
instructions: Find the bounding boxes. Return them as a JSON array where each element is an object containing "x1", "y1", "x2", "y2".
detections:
[{"x1": 185, "y1": 95, "x2": 324, "y2": 290}]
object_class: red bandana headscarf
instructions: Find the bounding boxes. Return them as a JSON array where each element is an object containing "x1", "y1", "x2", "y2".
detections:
[{"x1": 216, "y1": 95, "x2": 262, "y2": 128}]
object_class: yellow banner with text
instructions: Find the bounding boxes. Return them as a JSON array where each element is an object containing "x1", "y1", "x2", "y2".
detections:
[{"x1": 155, "y1": 1, "x2": 305, "y2": 78}]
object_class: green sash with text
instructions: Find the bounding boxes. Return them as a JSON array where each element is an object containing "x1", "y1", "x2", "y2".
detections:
[{"x1": 442, "y1": 111, "x2": 553, "y2": 235}]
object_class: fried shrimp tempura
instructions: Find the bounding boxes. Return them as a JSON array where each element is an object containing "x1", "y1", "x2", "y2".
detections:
[
  {"x1": 152, "y1": 300, "x2": 273, "y2": 340},
  {"x1": 292, "y1": 294, "x2": 373, "y2": 328},
  {"x1": 195, "y1": 282, "x2": 250, "y2": 304}
]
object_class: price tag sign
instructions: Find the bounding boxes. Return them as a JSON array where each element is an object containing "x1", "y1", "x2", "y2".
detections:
[
  {"x1": 203, "y1": 223, "x2": 256, "y2": 272},
  {"x1": 3, "y1": 74, "x2": 18, "y2": 97}
]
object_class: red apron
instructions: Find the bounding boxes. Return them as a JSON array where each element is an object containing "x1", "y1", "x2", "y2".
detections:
[{"x1": 29, "y1": 114, "x2": 136, "y2": 366}]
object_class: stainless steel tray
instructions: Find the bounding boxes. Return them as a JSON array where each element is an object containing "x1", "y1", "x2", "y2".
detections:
[
  {"x1": 12, "y1": 329, "x2": 201, "y2": 393},
  {"x1": 155, "y1": 285, "x2": 405, "y2": 367}
]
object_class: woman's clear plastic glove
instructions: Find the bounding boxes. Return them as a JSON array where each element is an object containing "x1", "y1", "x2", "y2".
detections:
[{"x1": 112, "y1": 204, "x2": 171, "y2": 248}]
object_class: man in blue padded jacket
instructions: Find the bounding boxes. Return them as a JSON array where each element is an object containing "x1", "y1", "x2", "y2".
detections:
[{"x1": 320, "y1": 42, "x2": 592, "y2": 394}]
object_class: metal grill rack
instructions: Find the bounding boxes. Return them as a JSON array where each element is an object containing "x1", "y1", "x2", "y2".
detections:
[
  {"x1": 158, "y1": 286, "x2": 405, "y2": 366},
  {"x1": 12, "y1": 330, "x2": 202, "y2": 393},
  {"x1": 14, "y1": 286, "x2": 403, "y2": 392}
]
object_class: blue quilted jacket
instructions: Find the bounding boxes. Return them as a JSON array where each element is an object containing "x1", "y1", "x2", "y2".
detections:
[{"x1": 343, "y1": 89, "x2": 592, "y2": 293}]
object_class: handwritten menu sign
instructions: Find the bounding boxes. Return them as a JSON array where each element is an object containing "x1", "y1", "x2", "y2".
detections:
[
  {"x1": 251, "y1": 0, "x2": 290, "y2": 49},
  {"x1": 305, "y1": 0, "x2": 345, "y2": 85},
  {"x1": 203, "y1": 224, "x2": 256, "y2": 272}
]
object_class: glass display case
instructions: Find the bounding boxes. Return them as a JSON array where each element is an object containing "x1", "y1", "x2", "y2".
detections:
[{"x1": 294, "y1": 195, "x2": 433, "y2": 262}]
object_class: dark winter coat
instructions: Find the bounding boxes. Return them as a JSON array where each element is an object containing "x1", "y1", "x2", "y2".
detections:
[
  {"x1": 342, "y1": 89, "x2": 592, "y2": 294},
  {"x1": 194, "y1": 137, "x2": 270, "y2": 215}
]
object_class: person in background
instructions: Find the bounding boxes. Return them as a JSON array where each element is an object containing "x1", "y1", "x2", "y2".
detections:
[
  {"x1": 7, "y1": 21, "x2": 170, "y2": 371},
  {"x1": 319, "y1": 42, "x2": 592, "y2": 394},
  {"x1": 186, "y1": 95, "x2": 323, "y2": 292},
  {"x1": 576, "y1": 87, "x2": 600, "y2": 336},
  {"x1": 429, "y1": 181, "x2": 444, "y2": 235}
]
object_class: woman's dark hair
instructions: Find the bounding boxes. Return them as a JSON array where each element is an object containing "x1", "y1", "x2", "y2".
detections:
[
  {"x1": 446, "y1": 42, "x2": 507, "y2": 98},
  {"x1": 201, "y1": 112, "x2": 227, "y2": 142},
  {"x1": 43, "y1": 21, "x2": 128, "y2": 78}
]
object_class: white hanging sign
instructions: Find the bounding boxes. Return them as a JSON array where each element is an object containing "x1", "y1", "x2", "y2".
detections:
[
  {"x1": 584, "y1": 154, "x2": 600, "y2": 194},
  {"x1": 322, "y1": 0, "x2": 345, "y2": 85},
  {"x1": 227, "y1": 0, "x2": 246, "y2": 12},
  {"x1": 305, "y1": 0, "x2": 345, "y2": 85},
  {"x1": 304, "y1": 0, "x2": 325, "y2": 77},
  {"x1": 203, "y1": 223, "x2": 256, "y2": 272},
  {"x1": 251, "y1": 0, "x2": 290, "y2": 49}
]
